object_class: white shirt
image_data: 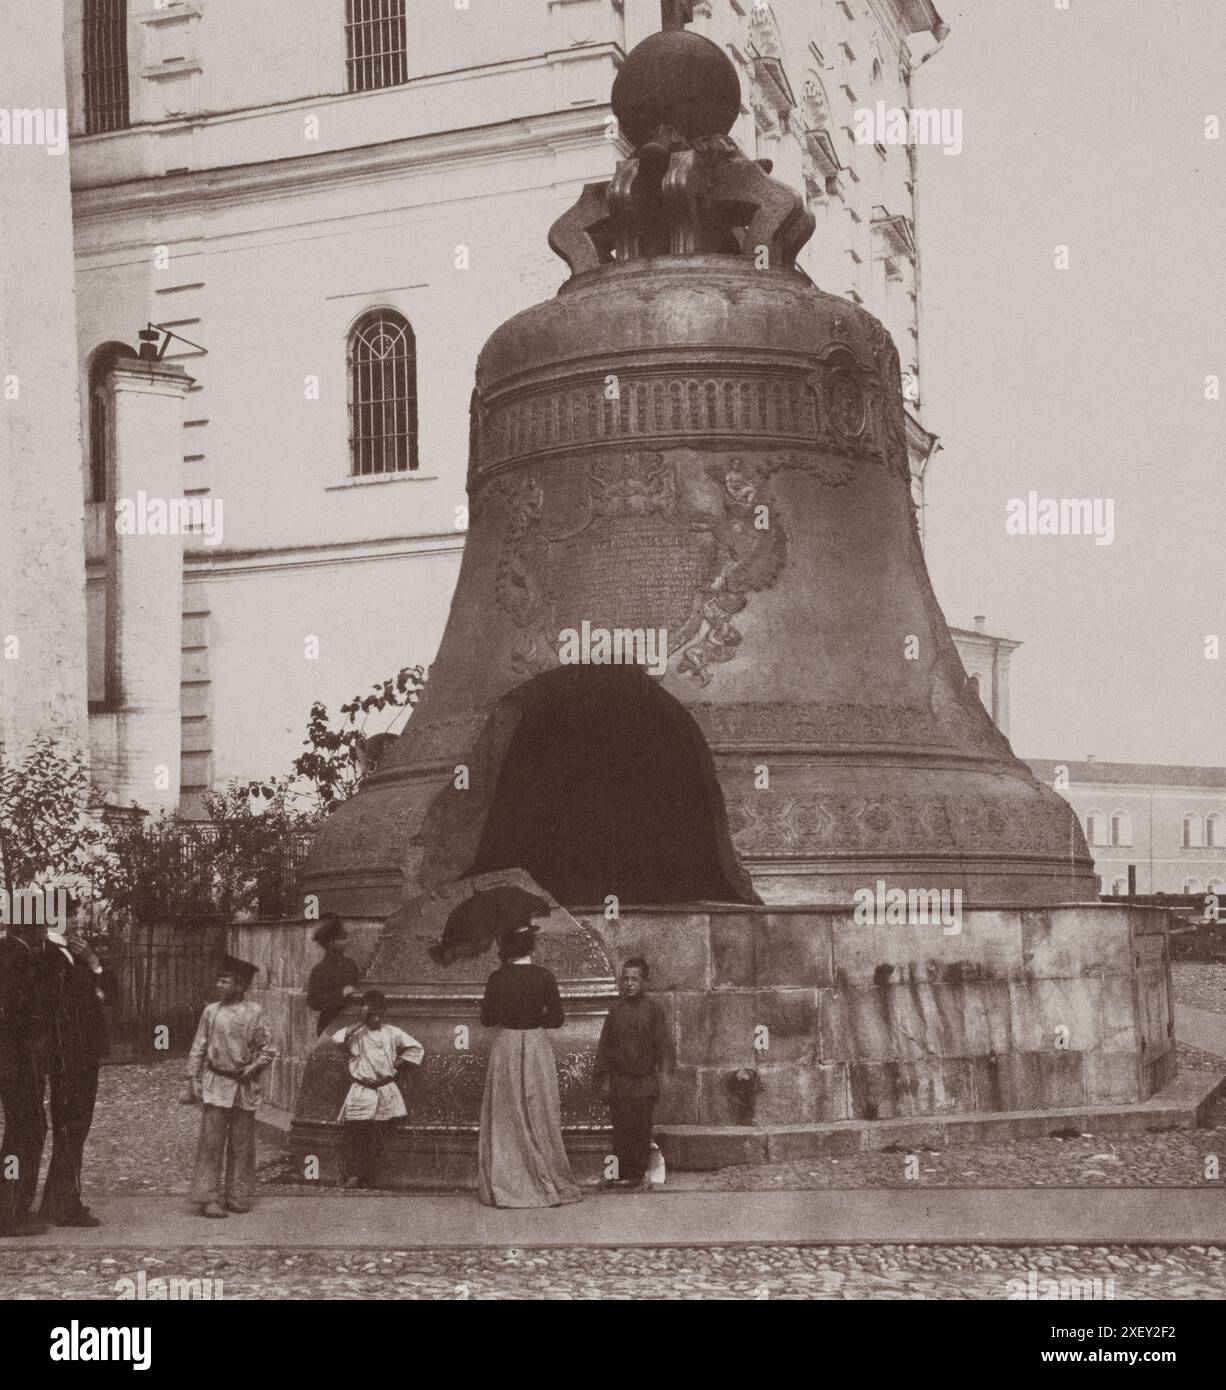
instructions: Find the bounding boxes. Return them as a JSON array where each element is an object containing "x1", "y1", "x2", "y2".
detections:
[{"x1": 333, "y1": 1022, "x2": 425, "y2": 1122}]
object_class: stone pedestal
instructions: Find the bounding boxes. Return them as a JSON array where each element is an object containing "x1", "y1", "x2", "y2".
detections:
[
  {"x1": 594, "y1": 902, "x2": 1173, "y2": 1126},
  {"x1": 285, "y1": 900, "x2": 1173, "y2": 1187}
]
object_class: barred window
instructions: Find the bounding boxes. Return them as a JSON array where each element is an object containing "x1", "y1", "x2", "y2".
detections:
[
  {"x1": 83, "y1": 0, "x2": 130, "y2": 135},
  {"x1": 348, "y1": 310, "x2": 418, "y2": 475},
  {"x1": 345, "y1": 0, "x2": 407, "y2": 93},
  {"x1": 1110, "y1": 810, "x2": 1132, "y2": 848},
  {"x1": 1183, "y1": 812, "x2": 1203, "y2": 849},
  {"x1": 1085, "y1": 810, "x2": 1108, "y2": 848}
]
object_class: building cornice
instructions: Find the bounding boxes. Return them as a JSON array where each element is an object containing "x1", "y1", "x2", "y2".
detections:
[
  {"x1": 949, "y1": 628, "x2": 1022, "y2": 653},
  {"x1": 72, "y1": 105, "x2": 615, "y2": 222},
  {"x1": 181, "y1": 530, "x2": 465, "y2": 579}
]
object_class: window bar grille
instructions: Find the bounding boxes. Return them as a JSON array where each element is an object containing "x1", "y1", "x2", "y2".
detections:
[
  {"x1": 350, "y1": 314, "x2": 417, "y2": 475},
  {"x1": 84, "y1": 0, "x2": 130, "y2": 135},
  {"x1": 346, "y1": 0, "x2": 407, "y2": 93}
]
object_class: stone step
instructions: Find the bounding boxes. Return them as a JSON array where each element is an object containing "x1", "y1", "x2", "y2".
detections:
[{"x1": 658, "y1": 1067, "x2": 1225, "y2": 1169}]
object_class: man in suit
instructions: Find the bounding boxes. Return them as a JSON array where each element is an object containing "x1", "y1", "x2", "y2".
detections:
[
  {"x1": 0, "y1": 927, "x2": 49, "y2": 1237},
  {"x1": 37, "y1": 922, "x2": 107, "y2": 1228}
]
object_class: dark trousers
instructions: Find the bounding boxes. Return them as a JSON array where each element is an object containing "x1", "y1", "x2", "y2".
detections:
[
  {"x1": 341, "y1": 1120, "x2": 392, "y2": 1188},
  {"x1": 39, "y1": 1062, "x2": 99, "y2": 1222},
  {"x1": 0, "y1": 1053, "x2": 48, "y2": 1233},
  {"x1": 191, "y1": 1104, "x2": 256, "y2": 1210},
  {"x1": 609, "y1": 1097, "x2": 655, "y2": 1184}
]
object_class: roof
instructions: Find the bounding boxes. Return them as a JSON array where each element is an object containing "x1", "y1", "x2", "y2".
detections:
[
  {"x1": 1026, "y1": 759, "x2": 1226, "y2": 790},
  {"x1": 949, "y1": 625, "x2": 1021, "y2": 649}
]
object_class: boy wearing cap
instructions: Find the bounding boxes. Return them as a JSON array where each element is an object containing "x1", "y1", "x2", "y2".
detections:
[
  {"x1": 594, "y1": 957, "x2": 670, "y2": 1193},
  {"x1": 185, "y1": 955, "x2": 277, "y2": 1218},
  {"x1": 306, "y1": 915, "x2": 360, "y2": 1036},
  {"x1": 332, "y1": 990, "x2": 424, "y2": 1189}
]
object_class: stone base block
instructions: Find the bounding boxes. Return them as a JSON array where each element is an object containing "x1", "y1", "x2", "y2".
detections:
[{"x1": 657, "y1": 1067, "x2": 1224, "y2": 1170}]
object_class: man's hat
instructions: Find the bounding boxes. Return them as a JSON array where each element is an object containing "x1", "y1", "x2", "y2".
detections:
[
  {"x1": 312, "y1": 916, "x2": 348, "y2": 947},
  {"x1": 218, "y1": 954, "x2": 258, "y2": 987}
]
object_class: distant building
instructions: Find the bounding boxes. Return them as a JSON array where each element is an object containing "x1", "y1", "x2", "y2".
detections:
[
  {"x1": 1026, "y1": 759, "x2": 1226, "y2": 899},
  {"x1": 949, "y1": 615, "x2": 1018, "y2": 737},
  {"x1": 940, "y1": 630, "x2": 1226, "y2": 900}
]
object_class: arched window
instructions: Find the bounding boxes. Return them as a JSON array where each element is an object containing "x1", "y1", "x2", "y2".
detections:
[
  {"x1": 348, "y1": 309, "x2": 418, "y2": 476},
  {"x1": 1207, "y1": 878, "x2": 1224, "y2": 897},
  {"x1": 87, "y1": 342, "x2": 135, "y2": 503},
  {"x1": 1206, "y1": 812, "x2": 1224, "y2": 848},
  {"x1": 1183, "y1": 877, "x2": 1202, "y2": 895},
  {"x1": 1085, "y1": 810, "x2": 1108, "y2": 848},
  {"x1": 1183, "y1": 812, "x2": 1203, "y2": 849},
  {"x1": 1110, "y1": 810, "x2": 1132, "y2": 848}
]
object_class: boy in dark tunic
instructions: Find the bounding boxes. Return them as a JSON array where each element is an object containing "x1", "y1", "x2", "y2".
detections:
[
  {"x1": 306, "y1": 916, "x2": 360, "y2": 1036},
  {"x1": 594, "y1": 957, "x2": 670, "y2": 1192}
]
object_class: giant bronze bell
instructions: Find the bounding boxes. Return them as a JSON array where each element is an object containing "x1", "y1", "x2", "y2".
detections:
[
  {"x1": 305, "y1": 29, "x2": 1095, "y2": 915},
  {"x1": 294, "y1": 31, "x2": 1099, "y2": 1176}
]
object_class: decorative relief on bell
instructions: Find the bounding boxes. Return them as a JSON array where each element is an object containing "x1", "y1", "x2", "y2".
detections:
[
  {"x1": 474, "y1": 356, "x2": 903, "y2": 478},
  {"x1": 727, "y1": 791, "x2": 1078, "y2": 859},
  {"x1": 488, "y1": 451, "x2": 790, "y2": 684}
]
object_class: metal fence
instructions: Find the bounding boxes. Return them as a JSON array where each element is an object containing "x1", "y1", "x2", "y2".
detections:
[
  {"x1": 95, "y1": 826, "x2": 315, "y2": 1058},
  {"x1": 99, "y1": 916, "x2": 227, "y2": 1060}
]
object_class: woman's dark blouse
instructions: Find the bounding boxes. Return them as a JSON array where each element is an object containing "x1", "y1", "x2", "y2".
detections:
[{"x1": 480, "y1": 964, "x2": 565, "y2": 1030}]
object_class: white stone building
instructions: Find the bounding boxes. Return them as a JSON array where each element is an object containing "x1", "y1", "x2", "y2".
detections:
[
  {"x1": 1025, "y1": 760, "x2": 1226, "y2": 900},
  {"x1": 6, "y1": 0, "x2": 951, "y2": 814}
]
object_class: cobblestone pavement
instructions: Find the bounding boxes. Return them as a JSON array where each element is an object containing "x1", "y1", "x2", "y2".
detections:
[
  {"x1": 1173, "y1": 963, "x2": 1226, "y2": 1015},
  {"x1": 0, "y1": 1243, "x2": 1223, "y2": 1300},
  {"x1": 78, "y1": 1059, "x2": 283, "y2": 1197}
]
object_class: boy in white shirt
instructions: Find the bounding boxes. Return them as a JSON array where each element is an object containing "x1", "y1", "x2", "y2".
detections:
[{"x1": 332, "y1": 989, "x2": 424, "y2": 1189}]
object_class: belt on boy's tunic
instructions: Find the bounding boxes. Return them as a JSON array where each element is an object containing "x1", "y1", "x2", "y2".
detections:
[
  {"x1": 353, "y1": 1074, "x2": 397, "y2": 1090},
  {"x1": 207, "y1": 1063, "x2": 250, "y2": 1080}
]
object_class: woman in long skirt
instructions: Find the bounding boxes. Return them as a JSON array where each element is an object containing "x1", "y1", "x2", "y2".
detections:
[{"x1": 477, "y1": 922, "x2": 581, "y2": 1208}]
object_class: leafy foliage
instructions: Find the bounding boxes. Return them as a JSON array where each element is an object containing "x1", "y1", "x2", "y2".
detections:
[
  {"x1": 91, "y1": 782, "x2": 314, "y2": 925},
  {"x1": 0, "y1": 736, "x2": 105, "y2": 894},
  {"x1": 8, "y1": 667, "x2": 424, "y2": 924},
  {"x1": 249, "y1": 664, "x2": 425, "y2": 815}
]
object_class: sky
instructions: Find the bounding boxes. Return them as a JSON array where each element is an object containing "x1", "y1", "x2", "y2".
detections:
[{"x1": 911, "y1": 0, "x2": 1225, "y2": 766}]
